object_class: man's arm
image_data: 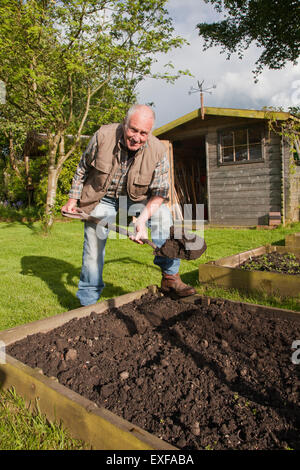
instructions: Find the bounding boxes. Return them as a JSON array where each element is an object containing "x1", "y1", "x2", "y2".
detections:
[
  {"x1": 130, "y1": 152, "x2": 170, "y2": 244},
  {"x1": 61, "y1": 133, "x2": 98, "y2": 214},
  {"x1": 130, "y1": 195, "x2": 165, "y2": 244}
]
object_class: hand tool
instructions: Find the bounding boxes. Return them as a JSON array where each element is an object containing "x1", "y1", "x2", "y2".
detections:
[{"x1": 62, "y1": 209, "x2": 207, "y2": 260}]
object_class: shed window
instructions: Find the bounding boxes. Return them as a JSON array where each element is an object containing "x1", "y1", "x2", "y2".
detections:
[{"x1": 219, "y1": 126, "x2": 263, "y2": 164}]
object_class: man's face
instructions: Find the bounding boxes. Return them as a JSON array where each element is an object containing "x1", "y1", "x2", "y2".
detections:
[{"x1": 124, "y1": 111, "x2": 154, "y2": 151}]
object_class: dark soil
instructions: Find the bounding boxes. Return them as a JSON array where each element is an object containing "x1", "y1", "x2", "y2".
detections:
[
  {"x1": 155, "y1": 226, "x2": 207, "y2": 261},
  {"x1": 239, "y1": 252, "x2": 300, "y2": 275},
  {"x1": 7, "y1": 293, "x2": 300, "y2": 450}
]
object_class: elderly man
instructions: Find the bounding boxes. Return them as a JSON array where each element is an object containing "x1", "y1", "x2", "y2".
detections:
[{"x1": 62, "y1": 104, "x2": 195, "y2": 306}]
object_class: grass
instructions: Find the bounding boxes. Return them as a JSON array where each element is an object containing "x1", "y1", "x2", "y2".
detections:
[
  {"x1": 0, "y1": 218, "x2": 300, "y2": 449},
  {"x1": 0, "y1": 388, "x2": 88, "y2": 450},
  {"x1": 1, "y1": 219, "x2": 300, "y2": 330}
]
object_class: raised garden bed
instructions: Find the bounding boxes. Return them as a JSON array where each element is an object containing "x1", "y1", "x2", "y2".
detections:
[
  {"x1": 239, "y1": 252, "x2": 300, "y2": 275},
  {"x1": 199, "y1": 244, "x2": 300, "y2": 298},
  {"x1": 285, "y1": 233, "x2": 300, "y2": 254},
  {"x1": 3, "y1": 289, "x2": 300, "y2": 450}
]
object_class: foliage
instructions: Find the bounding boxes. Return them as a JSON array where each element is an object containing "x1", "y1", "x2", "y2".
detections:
[
  {"x1": 0, "y1": 202, "x2": 39, "y2": 221},
  {"x1": 3, "y1": 171, "x2": 28, "y2": 204},
  {"x1": 240, "y1": 252, "x2": 300, "y2": 275},
  {"x1": 0, "y1": 0, "x2": 188, "y2": 225},
  {"x1": 0, "y1": 152, "x2": 26, "y2": 204},
  {"x1": 0, "y1": 131, "x2": 82, "y2": 213},
  {"x1": 0, "y1": 0, "x2": 187, "y2": 131},
  {"x1": 33, "y1": 143, "x2": 84, "y2": 214},
  {"x1": 197, "y1": 0, "x2": 300, "y2": 79},
  {"x1": 0, "y1": 119, "x2": 29, "y2": 204},
  {"x1": 55, "y1": 145, "x2": 83, "y2": 210},
  {"x1": 287, "y1": 107, "x2": 300, "y2": 166},
  {"x1": 260, "y1": 106, "x2": 300, "y2": 175}
]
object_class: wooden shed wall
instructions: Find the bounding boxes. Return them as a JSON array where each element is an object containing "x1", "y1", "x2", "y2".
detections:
[
  {"x1": 156, "y1": 113, "x2": 298, "y2": 226},
  {"x1": 206, "y1": 121, "x2": 282, "y2": 226},
  {"x1": 283, "y1": 138, "x2": 300, "y2": 222}
]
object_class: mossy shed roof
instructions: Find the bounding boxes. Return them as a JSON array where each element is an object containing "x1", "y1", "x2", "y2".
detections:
[{"x1": 153, "y1": 106, "x2": 296, "y2": 138}]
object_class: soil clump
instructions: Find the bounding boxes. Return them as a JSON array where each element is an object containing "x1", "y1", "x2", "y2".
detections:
[{"x1": 154, "y1": 226, "x2": 207, "y2": 261}]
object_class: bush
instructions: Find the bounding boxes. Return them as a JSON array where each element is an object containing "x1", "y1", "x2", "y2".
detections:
[
  {"x1": 0, "y1": 201, "x2": 40, "y2": 221},
  {"x1": 0, "y1": 134, "x2": 84, "y2": 218}
]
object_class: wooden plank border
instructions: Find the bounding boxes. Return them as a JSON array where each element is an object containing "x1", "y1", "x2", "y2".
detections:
[{"x1": 199, "y1": 245, "x2": 300, "y2": 298}]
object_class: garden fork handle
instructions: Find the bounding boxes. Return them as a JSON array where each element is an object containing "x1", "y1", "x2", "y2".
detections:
[{"x1": 64, "y1": 210, "x2": 158, "y2": 250}]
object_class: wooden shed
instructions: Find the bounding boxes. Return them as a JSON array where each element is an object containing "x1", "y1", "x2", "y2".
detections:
[{"x1": 154, "y1": 107, "x2": 300, "y2": 226}]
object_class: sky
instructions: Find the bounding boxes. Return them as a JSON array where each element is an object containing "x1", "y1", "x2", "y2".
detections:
[{"x1": 136, "y1": 0, "x2": 300, "y2": 129}]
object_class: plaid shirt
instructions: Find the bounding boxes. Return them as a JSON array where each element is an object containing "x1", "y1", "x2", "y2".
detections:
[{"x1": 69, "y1": 130, "x2": 169, "y2": 200}]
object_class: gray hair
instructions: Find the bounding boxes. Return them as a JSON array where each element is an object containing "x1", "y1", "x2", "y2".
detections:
[{"x1": 124, "y1": 104, "x2": 156, "y2": 129}]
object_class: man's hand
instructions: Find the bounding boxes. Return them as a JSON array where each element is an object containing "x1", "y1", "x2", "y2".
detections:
[
  {"x1": 129, "y1": 195, "x2": 164, "y2": 244},
  {"x1": 61, "y1": 198, "x2": 78, "y2": 214},
  {"x1": 129, "y1": 221, "x2": 148, "y2": 244}
]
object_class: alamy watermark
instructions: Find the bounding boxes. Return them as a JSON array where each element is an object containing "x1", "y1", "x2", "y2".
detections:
[
  {"x1": 0, "y1": 340, "x2": 6, "y2": 364},
  {"x1": 94, "y1": 198, "x2": 205, "y2": 251},
  {"x1": 0, "y1": 80, "x2": 6, "y2": 104},
  {"x1": 291, "y1": 340, "x2": 300, "y2": 365}
]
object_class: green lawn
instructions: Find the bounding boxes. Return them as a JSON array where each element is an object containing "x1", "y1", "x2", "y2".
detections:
[
  {"x1": 0, "y1": 218, "x2": 300, "y2": 449},
  {"x1": 1, "y1": 219, "x2": 300, "y2": 331}
]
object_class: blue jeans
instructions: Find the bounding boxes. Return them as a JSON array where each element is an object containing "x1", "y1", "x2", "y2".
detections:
[{"x1": 77, "y1": 196, "x2": 180, "y2": 306}]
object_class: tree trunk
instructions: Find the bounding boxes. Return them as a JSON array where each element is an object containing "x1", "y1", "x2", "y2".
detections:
[
  {"x1": 45, "y1": 166, "x2": 60, "y2": 228},
  {"x1": 8, "y1": 131, "x2": 21, "y2": 178},
  {"x1": 43, "y1": 133, "x2": 61, "y2": 230},
  {"x1": 24, "y1": 155, "x2": 33, "y2": 207}
]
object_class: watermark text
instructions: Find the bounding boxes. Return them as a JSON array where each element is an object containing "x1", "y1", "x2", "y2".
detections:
[
  {"x1": 0, "y1": 80, "x2": 6, "y2": 104},
  {"x1": 94, "y1": 199, "x2": 205, "y2": 250},
  {"x1": 291, "y1": 340, "x2": 300, "y2": 365},
  {"x1": 0, "y1": 340, "x2": 6, "y2": 364}
]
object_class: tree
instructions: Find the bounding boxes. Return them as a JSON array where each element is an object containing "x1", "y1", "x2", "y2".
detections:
[
  {"x1": 0, "y1": 0, "x2": 187, "y2": 228},
  {"x1": 197, "y1": 0, "x2": 300, "y2": 79},
  {"x1": 0, "y1": 99, "x2": 30, "y2": 205}
]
